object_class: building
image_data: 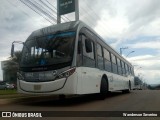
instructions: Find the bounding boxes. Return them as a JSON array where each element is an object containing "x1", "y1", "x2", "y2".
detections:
[{"x1": 1, "y1": 60, "x2": 18, "y2": 84}]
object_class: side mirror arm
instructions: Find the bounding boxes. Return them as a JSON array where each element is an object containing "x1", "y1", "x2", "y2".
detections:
[{"x1": 11, "y1": 41, "x2": 24, "y2": 57}]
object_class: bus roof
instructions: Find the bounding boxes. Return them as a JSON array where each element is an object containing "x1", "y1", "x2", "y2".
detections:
[
  {"x1": 27, "y1": 21, "x2": 80, "y2": 40},
  {"x1": 26, "y1": 20, "x2": 133, "y2": 67}
]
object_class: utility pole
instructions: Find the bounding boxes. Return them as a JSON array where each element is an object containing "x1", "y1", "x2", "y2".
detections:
[
  {"x1": 57, "y1": 0, "x2": 61, "y2": 24},
  {"x1": 75, "y1": 0, "x2": 79, "y2": 21},
  {"x1": 120, "y1": 47, "x2": 128, "y2": 55}
]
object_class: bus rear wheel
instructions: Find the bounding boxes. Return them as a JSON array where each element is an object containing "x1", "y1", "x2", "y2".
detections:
[
  {"x1": 122, "y1": 81, "x2": 131, "y2": 93},
  {"x1": 98, "y1": 77, "x2": 108, "y2": 100},
  {"x1": 59, "y1": 94, "x2": 66, "y2": 100}
]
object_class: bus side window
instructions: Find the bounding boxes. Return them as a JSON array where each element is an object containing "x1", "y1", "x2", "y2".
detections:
[
  {"x1": 111, "y1": 54, "x2": 118, "y2": 74},
  {"x1": 83, "y1": 35, "x2": 95, "y2": 59},
  {"x1": 85, "y1": 39, "x2": 92, "y2": 53},
  {"x1": 97, "y1": 43, "x2": 104, "y2": 69},
  {"x1": 117, "y1": 58, "x2": 122, "y2": 75},
  {"x1": 82, "y1": 35, "x2": 95, "y2": 67},
  {"x1": 121, "y1": 61, "x2": 125, "y2": 76},
  {"x1": 104, "y1": 48, "x2": 112, "y2": 72}
]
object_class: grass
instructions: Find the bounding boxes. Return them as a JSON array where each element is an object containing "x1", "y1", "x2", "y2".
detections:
[{"x1": 0, "y1": 89, "x2": 17, "y2": 95}]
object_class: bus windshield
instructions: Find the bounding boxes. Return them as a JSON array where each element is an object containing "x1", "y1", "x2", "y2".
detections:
[{"x1": 21, "y1": 31, "x2": 75, "y2": 67}]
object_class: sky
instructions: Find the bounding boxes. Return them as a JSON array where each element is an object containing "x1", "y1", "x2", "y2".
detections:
[{"x1": 0, "y1": 0, "x2": 160, "y2": 84}]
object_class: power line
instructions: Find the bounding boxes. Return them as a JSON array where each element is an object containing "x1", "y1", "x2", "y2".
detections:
[
  {"x1": 25, "y1": 0, "x2": 57, "y2": 24},
  {"x1": 39, "y1": 0, "x2": 57, "y2": 15},
  {"x1": 31, "y1": 0, "x2": 57, "y2": 23},
  {"x1": 19, "y1": 0, "x2": 54, "y2": 24},
  {"x1": 82, "y1": 4, "x2": 113, "y2": 38},
  {"x1": 12, "y1": 0, "x2": 114, "y2": 39},
  {"x1": 6, "y1": 0, "x2": 29, "y2": 18},
  {"x1": 83, "y1": 3, "x2": 113, "y2": 39},
  {"x1": 80, "y1": 6, "x2": 107, "y2": 37},
  {"x1": 38, "y1": 0, "x2": 66, "y2": 23},
  {"x1": 6, "y1": 0, "x2": 47, "y2": 27},
  {"x1": 45, "y1": 0, "x2": 71, "y2": 22}
]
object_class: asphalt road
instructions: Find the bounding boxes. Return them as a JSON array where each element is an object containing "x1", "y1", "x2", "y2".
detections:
[{"x1": 0, "y1": 90, "x2": 160, "y2": 120}]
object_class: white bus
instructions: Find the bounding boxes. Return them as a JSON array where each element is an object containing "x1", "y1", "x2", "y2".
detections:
[{"x1": 12, "y1": 21, "x2": 135, "y2": 99}]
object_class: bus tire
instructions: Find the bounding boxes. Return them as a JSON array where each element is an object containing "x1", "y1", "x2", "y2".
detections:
[
  {"x1": 122, "y1": 81, "x2": 131, "y2": 93},
  {"x1": 99, "y1": 77, "x2": 108, "y2": 100},
  {"x1": 59, "y1": 95, "x2": 66, "y2": 100}
]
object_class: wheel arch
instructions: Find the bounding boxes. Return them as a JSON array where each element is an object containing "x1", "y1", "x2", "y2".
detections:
[
  {"x1": 101, "y1": 74, "x2": 109, "y2": 89},
  {"x1": 129, "y1": 80, "x2": 131, "y2": 89}
]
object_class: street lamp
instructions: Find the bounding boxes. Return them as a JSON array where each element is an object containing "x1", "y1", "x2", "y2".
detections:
[
  {"x1": 120, "y1": 47, "x2": 128, "y2": 55},
  {"x1": 126, "y1": 51, "x2": 135, "y2": 57}
]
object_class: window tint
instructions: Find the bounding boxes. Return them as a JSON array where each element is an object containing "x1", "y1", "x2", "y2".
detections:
[
  {"x1": 83, "y1": 35, "x2": 95, "y2": 60},
  {"x1": 111, "y1": 54, "x2": 116, "y2": 64},
  {"x1": 22, "y1": 32, "x2": 75, "y2": 67},
  {"x1": 104, "y1": 61, "x2": 111, "y2": 72},
  {"x1": 128, "y1": 67, "x2": 131, "y2": 75},
  {"x1": 129, "y1": 67, "x2": 131, "y2": 75},
  {"x1": 125, "y1": 64, "x2": 129, "y2": 75},
  {"x1": 117, "y1": 58, "x2": 121, "y2": 66},
  {"x1": 104, "y1": 49, "x2": 111, "y2": 61},
  {"x1": 111, "y1": 54, "x2": 118, "y2": 74},
  {"x1": 85, "y1": 39, "x2": 92, "y2": 53},
  {"x1": 117, "y1": 58, "x2": 122, "y2": 75},
  {"x1": 103, "y1": 49, "x2": 111, "y2": 72},
  {"x1": 131, "y1": 67, "x2": 134, "y2": 75},
  {"x1": 121, "y1": 61, "x2": 126, "y2": 76},
  {"x1": 82, "y1": 35, "x2": 96, "y2": 68},
  {"x1": 97, "y1": 43, "x2": 104, "y2": 69},
  {"x1": 97, "y1": 44, "x2": 103, "y2": 57}
]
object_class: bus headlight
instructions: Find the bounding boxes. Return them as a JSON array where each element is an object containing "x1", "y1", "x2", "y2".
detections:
[
  {"x1": 55, "y1": 68, "x2": 76, "y2": 80},
  {"x1": 17, "y1": 72, "x2": 24, "y2": 80}
]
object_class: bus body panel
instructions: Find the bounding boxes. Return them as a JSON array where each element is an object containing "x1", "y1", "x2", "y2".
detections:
[
  {"x1": 17, "y1": 68, "x2": 134, "y2": 95},
  {"x1": 76, "y1": 67, "x2": 134, "y2": 94},
  {"x1": 19, "y1": 78, "x2": 66, "y2": 92},
  {"x1": 80, "y1": 67, "x2": 100, "y2": 94},
  {"x1": 18, "y1": 70, "x2": 79, "y2": 95}
]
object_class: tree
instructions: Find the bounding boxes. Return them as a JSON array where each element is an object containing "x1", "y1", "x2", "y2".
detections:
[
  {"x1": 3, "y1": 51, "x2": 22, "y2": 84},
  {"x1": 9, "y1": 51, "x2": 22, "y2": 64}
]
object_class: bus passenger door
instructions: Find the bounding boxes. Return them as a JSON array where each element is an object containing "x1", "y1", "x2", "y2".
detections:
[{"x1": 80, "y1": 35, "x2": 99, "y2": 94}]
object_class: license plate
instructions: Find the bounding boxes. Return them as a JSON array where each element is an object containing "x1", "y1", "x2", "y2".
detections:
[{"x1": 34, "y1": 85, "x2": 41, "y2": 90}]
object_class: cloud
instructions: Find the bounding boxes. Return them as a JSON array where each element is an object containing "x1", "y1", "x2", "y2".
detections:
[
  {"x1": 127, "y1": 40, "x2": 160, "y2": 49},
  {"x1": 127, "y1": 54, "x2": 160, "y2": 84},
  {"x1": 126, "y1": 0, "x2": 160, "y2": 23},
  {"x1": 0, "y1": 0, "x2": 160, "y2": 84},
  {"x1": 79, "y1": 0, "x2": 108, "y2": 31},
  {"x1": 137, "y1": 69, "x2": 160, "y2": 84},
  {"x1": 128, "y1": 55, "x2": 160, "y2": 68},
  {"x1": 94, "y1": 0, "x2": 160, "y2": 50},
  {"x1": 112, "y1": 43, "x2": 160, "y2": 84}
]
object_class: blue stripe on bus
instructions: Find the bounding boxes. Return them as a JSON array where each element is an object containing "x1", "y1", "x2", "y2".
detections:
[{"x1": 47, "y1": 32, "x2": 75, "y2": 40}]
